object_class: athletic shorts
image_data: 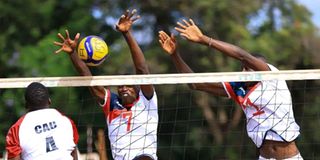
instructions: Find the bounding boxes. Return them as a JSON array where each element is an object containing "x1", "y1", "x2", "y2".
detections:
[{"x1": 259, "y1": 153, "x2": 303, "y2": 160}]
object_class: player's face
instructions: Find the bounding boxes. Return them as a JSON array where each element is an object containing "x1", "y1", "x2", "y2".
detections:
[{"x1": 117, "y1": 85, "x2": 138, "y2": 104}]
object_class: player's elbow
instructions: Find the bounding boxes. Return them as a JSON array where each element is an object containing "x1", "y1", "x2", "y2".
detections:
[
  {"x1": 235, "y1": 47, "x2": 252, "y2": 62},
  {"x1": 135, "y1": 64, "x2": 150, "y2": 74}
]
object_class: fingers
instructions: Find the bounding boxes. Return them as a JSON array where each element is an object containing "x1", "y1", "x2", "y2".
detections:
[
  {"x1": 123, "y1": 9, "x2": 140, "y2": 22},
  {"x1": 158, "y1": 39, "x2": 163, "y2": 46},
  {"x1": 180, "y1": 33, "x2": 189, "y2": 39},
  {"x1": 131, "y1": 15, "x2": 140, "y2": 22},
  {"x1": 158, "y1": 31, "x2": 170, "y2": 43},
  {"x1": 128, "y1": 9, "x2": 137, "y2": 18},
  {"x1": 182, "y1": 19, "x2": 191, "y2": 27},
  {"x1": 54, "y1": 48, "x2": 63, "y2": 54},
  {"x1": 174, "y1": 27, "x2": 185, "y2": 33},
  {"x1": 74, "y1": 33, "x2": 80, "y2": 42},
  {"x1": 158, "y1": 31, "x2": 165, "y2": 44},
  {"x1": 124, "y1": 10, "x2": 130, "y2": 18},
  {"x1": 170, "y1": 33, "x2": 176, "y2": 42},
  {"x1": 177, "y1": 22, "x2": 187, "y2": 29},
  {"x1": 189, "y1": 19, "x2": 195, "y2": 25},
  {"x1": 57, "y1": 33, "x2": 65, "y2": 41},
  {"x1": 53, "y1": 41, "x2": 63, "y2": 46},
  {"x1": 65, "y1": 30, "x2": 70, "y2": 39}
]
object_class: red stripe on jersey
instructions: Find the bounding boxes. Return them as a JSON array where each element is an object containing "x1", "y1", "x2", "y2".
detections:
[
  {"x1": 108, "y1": 109, "x2": 126, "y2": 123},
  {"x1": 224, "y1": 82, "x2": 240, "y2": 104},
  {"x1": 68, "y1": 118, "x2": 79, "y2": 144},
  {"x1": 6, "y1": 115, "x2": 26, "y2": 159},
  {"x1": 103, "y1": 89, "x2": 111, "y2": 118},
  {"x1": 123, "y1": 96, "x2": 140, "y2": 107},
  {"x1": 242, "y1": 82, "x2": 261, "y2": 100}
]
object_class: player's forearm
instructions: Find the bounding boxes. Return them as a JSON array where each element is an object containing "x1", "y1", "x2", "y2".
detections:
[
  {"x1": 170, "y1": 50, "x2": 199, "y2": 90},
  {"x1": 69, "y1": 51, "x2": 92, "y2": 76},
  {"x1": 170, "y1": 50, "x2": 194, "y2": 74},
  {"x1": 122, "y1": 31, "x2": 150, "y2": 74},
  {"x1": 200, "y1": 35, "x2": 250, "y2": 61},
  {"x1": 69, "y1": 52, "x2": 105, "y2": 101}
]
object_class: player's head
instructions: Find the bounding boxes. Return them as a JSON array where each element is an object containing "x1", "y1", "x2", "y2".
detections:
[
  {"x1": 117, "y1": 85, "x2": 140, "y2": 106},
  {"x1": 241, "y1": 53, "x2": 267, "y2": 72},
  {"x1": 25, "y1": 82, "x2": 51, "y2": 111}
]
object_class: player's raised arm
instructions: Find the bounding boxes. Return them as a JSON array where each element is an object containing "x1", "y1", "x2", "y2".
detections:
[
  {"x1": 53, "y1": 30, "x2": 106, "y2": 102},
  {"x1": 116, "y1": 9, "x2": 154, "y2": 99},
  {"x1": 158, "y1": 31, "x2": 227, "y2": 97},
  {"x1": 175, "y1": 19, "x2": 269, "y2": 71}
]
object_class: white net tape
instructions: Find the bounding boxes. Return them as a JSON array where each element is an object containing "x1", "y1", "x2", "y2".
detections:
[{"x1": 0, "y1": 69, "x2": 319, "y2": 88}]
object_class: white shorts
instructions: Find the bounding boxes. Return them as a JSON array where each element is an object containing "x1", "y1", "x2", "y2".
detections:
[{"x1": 259, "y1": 153, "x2": 303, "y2": 160}]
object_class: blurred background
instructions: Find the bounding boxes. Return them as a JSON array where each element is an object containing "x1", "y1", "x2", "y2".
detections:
[{"x1": 1, "y1": 0, "x2": 320, "y2": 159}]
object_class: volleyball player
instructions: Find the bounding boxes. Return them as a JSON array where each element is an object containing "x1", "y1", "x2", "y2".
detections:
[
  {"x1": 158, "y1": 19, "x2": 302, "y2": 159},
  {"x1": 54, "y1": 9, "x2": 158, "y2": 160},
  {"x1": 5, "y1": 82, "x2": 79, "y2": 160}
]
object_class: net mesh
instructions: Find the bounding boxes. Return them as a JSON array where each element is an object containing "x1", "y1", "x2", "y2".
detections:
[{"x1": 1, "y1": 70, "x2": 320, "y2": 159}]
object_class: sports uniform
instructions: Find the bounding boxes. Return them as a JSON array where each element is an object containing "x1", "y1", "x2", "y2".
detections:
[
  {"x1": 222, "y1": 64, "x2": 300, "y2": 148},
  {"x1": 6, "y1": 108, "x2": 79, "y2": 160},
  {"x1": 102, "y1": 89, "x2": 158, "y2": 160}
]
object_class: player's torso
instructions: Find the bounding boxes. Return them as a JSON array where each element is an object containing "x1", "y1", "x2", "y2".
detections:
[
  {"x1": 234, "y1": 80, "x2": 300, "y2": 147},
  {"x1": 238, "y1": 80, "x2": 292, "y2": 121},
  {"x1": 107, "y1": 93, "x2": 158, "y2": 160},
  {"x1": 19, "y1": 109, "x2": 75, "y2": 160}
]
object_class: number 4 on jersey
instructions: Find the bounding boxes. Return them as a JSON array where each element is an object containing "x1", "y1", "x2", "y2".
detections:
[{"x1": 46, "y1": 136, "x2": 58, "y2": 152}]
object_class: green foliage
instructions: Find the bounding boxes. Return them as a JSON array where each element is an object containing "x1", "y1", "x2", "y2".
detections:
[{"x1": 1, "y1": 0, "x2": 320, "y2": 159}]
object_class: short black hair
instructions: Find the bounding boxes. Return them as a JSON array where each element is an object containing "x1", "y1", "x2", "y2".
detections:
[
  {"x1": 252, "y1": 53, "x2": 267, "y2": 62},
  {"x1": 25, "y1": 82, "x2": 50, "y2": 111}
]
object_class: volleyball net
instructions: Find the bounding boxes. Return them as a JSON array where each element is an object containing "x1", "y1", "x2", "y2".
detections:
[{"x1": 1, "y1": 70, "x2": 320, "y2": 159}]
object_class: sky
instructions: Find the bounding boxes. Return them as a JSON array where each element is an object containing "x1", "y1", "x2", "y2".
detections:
[{"x1": 297, "y1": 0, "x2": 320, "y2": 28}]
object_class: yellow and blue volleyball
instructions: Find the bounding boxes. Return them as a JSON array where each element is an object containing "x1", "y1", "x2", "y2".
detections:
[{"x1": 77, "y1": 36, "x2": 109, "y2": 66}]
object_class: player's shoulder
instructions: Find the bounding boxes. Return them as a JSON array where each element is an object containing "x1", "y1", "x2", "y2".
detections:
[
  {"x1": 139, "y1": 89, "x2": 157, "y2": 100},
  {"x1": 267, "y1": 63, "x2": 279, "y2": 71},
  {"x1": 9, "y1": 115, "x2": 27, "y2": 130},
  {"x1": 109, "y1": 91, "x2": 124, "y2": 110}
]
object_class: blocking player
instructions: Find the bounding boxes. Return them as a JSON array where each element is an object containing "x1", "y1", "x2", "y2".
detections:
[
  {"x1": 5, "y1": 82, "x2": 79, "y2": 160},
  {"x1": 54, "y1": 9, "x2": 158, "y2": 160},
  {"x1": 158, "y1": 19, "x2": 302, "y2": 159}
]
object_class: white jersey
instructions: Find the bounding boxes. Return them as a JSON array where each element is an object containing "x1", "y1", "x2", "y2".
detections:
[
  {"x1": 102, "y1": 89, "x2": 158, "y2": 160},
  {"x1": 222, "y1": 64, "x2": 300, "y2": 148},
  {"x1": 6, "y1": 108, "x2": 79, "y2": 160}
]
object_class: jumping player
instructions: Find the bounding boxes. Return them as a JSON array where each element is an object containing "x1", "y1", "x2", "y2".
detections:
[
  {"x1": 54, "y1": 9, "x2": 158, "y2": 160},
  {"x1": 5, "y1": 82, "x2": 79, "y2": 160},
  {"x1": 158, "y1": 19, "x2": 302, "y2": 159}
]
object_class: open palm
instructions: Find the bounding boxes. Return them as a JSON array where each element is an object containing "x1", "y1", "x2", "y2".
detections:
[
  {"x1": 116, "y1": 9, "x2": 140, "y2": 33},
  {"x1": 54, "y1": 30, "x2": 80, "y2": 54},
  {"x1": 158, "y1": 31, "x2": 176, "y2": 55},
  {"x1": 175, "y1": 19, "x2": 203, "y2": 43}
]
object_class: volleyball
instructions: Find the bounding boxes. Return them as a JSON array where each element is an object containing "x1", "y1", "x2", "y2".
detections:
[{"x1": 77, "y1": 36, "x2": 109, "y2": 66}]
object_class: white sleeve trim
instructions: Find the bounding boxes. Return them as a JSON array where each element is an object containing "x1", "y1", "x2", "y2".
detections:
[
  {"x1": 99, "y1": 88, "x2": 109, "y2": 107},
  {"x1": 221, "y1": 82, "x2": 231, "y2": 98}
]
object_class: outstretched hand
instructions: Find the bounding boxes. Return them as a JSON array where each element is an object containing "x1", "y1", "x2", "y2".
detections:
[
  {"x1": 175, "y1": 19, "x2": 204, "y2": 43},
  {"x1": 53, "y1": 30, "x2": 80, "y2": 54},
  {"x1": 158, "y1": 31, "x2": 177, "y2": 55},
  {"x1": 116, "y1": 9, "x2": 140, "y2": 33}
]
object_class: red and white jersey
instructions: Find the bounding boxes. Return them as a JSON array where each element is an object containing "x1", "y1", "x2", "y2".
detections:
[
  {"x1": 102, "y1": 89, "x2": 158, "y2": 160},
  {"x1": 222, "y1": 64, "x2": 300, "y2": 148},
  {"x1": 6, "y1": 108, "x2": 79, "y2": 160}
]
